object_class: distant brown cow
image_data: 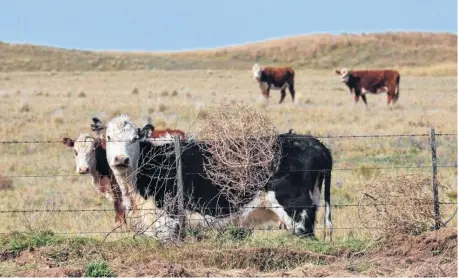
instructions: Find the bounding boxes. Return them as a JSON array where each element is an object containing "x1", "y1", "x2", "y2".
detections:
[
  {"x1": 335, "y1": 68, "x2": 400, "y2": 106},
  {"x1": 252, "y1": 63, "x2": 296, "y2": 104}
]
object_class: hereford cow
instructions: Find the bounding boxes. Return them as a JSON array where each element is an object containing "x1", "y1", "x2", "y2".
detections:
[
  {"x1": 104, "y1": 114, "x2": 333, "y2": 242},
  {"x1": 252, "y1": 63, "x2": 296, "y2": 104},
  {"x1": 62, "y1": 134, "x2": 126, "y2": 227},
  {"x1": 335, "y1": 68, "x2": 400, "y2": 106}
]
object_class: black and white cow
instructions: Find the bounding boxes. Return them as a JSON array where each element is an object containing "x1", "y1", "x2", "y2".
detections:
[{"x1": 104, "y1": 114, "x2": 333, "y2": 241}]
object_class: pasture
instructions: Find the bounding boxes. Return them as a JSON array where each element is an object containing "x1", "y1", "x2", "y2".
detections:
[{"x1": 0, "y1": 69, "x2": 456, "y2": 276}]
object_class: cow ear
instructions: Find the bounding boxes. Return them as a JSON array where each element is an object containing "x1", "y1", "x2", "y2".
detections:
[
  {"x1": 91, "y1": 117, "x2": 106, "y2": 134},
  {"x1": 63, "y1": 137, "x2": 74, "y2": 147},
  {"x1": 139, "y1": 124, "x2": 154, "y2": 139}
]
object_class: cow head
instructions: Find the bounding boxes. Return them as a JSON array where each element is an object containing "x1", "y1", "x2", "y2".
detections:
[
  {"x1": 104, "y1": 115, "x2": 153, "y2": 172},
  {"x1": 105, "y1": 115, "x2": 140, "y2": 171},
  {"x1": 252, "y1": 63, "x2": 263, "y2": 81},
  {"x1": 63, "y1": 134, "x2": 100, "y2": 174},
  {"x1": 335, "y1": 68, "x2": 351, "y2": 83}
]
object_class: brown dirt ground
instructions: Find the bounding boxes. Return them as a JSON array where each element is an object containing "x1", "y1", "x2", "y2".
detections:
[{"x1": 9, "y1": 228, "x2": 457, "y2": 277}]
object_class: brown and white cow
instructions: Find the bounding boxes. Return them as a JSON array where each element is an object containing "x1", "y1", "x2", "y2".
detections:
[
  {"x1": 335, "y1": 68, "x2": 400, "y2": 106},
  {"x1": 252, "y1": 63, "x2": 296, "y2": 104},
  {"x1": 62, "y1": 134, "x2": 126, "y2": 228}
]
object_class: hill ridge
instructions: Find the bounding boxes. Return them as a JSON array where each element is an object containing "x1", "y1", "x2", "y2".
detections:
[{"x1": 0, "y1": 32, "x2": 456, "y2": 75}]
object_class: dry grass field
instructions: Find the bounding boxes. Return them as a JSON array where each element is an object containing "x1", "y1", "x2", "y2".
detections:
[{"x1": 0, "y1": 32, "x2": 456, "y2": 276}]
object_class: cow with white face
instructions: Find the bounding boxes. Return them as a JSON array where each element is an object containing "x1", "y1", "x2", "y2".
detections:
[
  {"x1": 338, "y1": 68, "x2": 350, "y2": 83},
  {"x1": 104, "y1": 115, "x2": 164, "y2": 236},
  {"x1": 251, "y1": 63, "x2": 296, "y2": 104},
  {"x1": 63, "y1": 134, "x2": 98, "y2": 176},
  {"x1": 335, "y1": 67, "x2": 401, "y2": 106},
  {"x1": 105, "y1": 114, "x2": 334, "y2": 243},
  {"x1": 63, "y1": 134, "x2": 126, "y2": 227}
]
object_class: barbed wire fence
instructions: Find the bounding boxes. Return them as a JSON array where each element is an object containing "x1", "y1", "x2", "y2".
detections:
[{"x1": 0, "y1": 129, "x2": 456, "y2": 239}]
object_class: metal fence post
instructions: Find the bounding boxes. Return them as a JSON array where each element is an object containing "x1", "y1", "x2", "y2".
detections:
[
  {"x1": 430, "y1": 127, "x2": 440, "y2": 230},
  {"x1": 173, "y1": 135, "x2": 186, "y2": 238}
]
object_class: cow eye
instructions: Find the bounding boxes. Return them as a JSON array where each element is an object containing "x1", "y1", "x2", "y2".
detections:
[
  {"x1": 107, "y1": 136, "x2": 111, "y2": 141},
  {"x1": 132, "y1": 136, "x2": 139, "y2": 142},
  {"x1": 74, "y1": 150, "x2": 78, "y2": 156}
]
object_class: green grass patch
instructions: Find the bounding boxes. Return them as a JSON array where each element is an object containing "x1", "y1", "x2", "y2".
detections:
[
  {"x1": 84, "y1": 260, "x2": 113, "y2": 277},
  {"x1": 0, "y1": 230, "x2": 63, "y2": 254}
]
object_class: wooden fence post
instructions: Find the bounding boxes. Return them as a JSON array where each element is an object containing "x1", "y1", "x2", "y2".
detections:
[
  {"x1": 430, "y1": 127, "x2": 440, "y2": 230},
  {"x1": 173, "y1": 135, "x2": 186, "y2": 238}
]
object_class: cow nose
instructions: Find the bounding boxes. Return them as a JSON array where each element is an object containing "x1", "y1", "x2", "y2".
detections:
[
  {"x1": 114, "y1": 156, "x2": 129, "y2": 165},
  {"x1": 79, "y1": 167, "x2": 89, "y2": 174}
]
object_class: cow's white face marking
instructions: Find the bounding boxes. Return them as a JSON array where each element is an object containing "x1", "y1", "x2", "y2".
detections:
[
  {"x1": 339, "y1": 68, "x2": 350, "y2": 83},
  {"x1": 252, "y1": 63, "x2": 262, "y2": 81},
  {"x1": 105, "y1": 115, "x2": 141, "y2": 172},
  {"x1": 72, "y1": 134, "x2": 97, "y2": 174}
]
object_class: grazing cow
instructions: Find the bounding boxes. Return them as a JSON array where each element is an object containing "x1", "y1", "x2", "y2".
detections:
[
  {"x1": 62, "y1": 134, "x2": 126, "y2": 227},
  {"x1": 335, "y1": 68, "x2": 400, "y2": 106},
  {"x1": 252, "y1": 63, "x2": 296, "y2": 104},
  {"x1": 104, "y1": 114, "x2": 333, "y2": 242}
]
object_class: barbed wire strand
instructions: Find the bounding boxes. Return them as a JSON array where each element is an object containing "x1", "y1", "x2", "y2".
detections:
[
  {"x1": 1, "y1": 164, "x2": 456, "y2": 179},
  {"x1": 0, "y1": 132, "x2": 457, "y2": 145},
  {"x1": 0, "y1": 202, "x2": 456, "y2": 214}
]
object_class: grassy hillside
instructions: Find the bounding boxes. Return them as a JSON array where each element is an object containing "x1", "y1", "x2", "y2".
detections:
[{"x1": 0, "y1": 32, "x2": 456, "y2": 75}]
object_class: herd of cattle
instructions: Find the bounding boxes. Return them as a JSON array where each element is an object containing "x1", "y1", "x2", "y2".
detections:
[
  {"x1": 61, "y1": 64, "x2": 401, "y2": 242},
  {"x1": 252, "y1": 64, "x2": 401, "y2": 106}
]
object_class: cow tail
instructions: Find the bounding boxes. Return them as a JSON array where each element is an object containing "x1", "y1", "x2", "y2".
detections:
[
  {"x1": 289, "y1": 68, "x2": 295, "y2": 84},
  {"x1": 324, "y1": 170, "x2": 333, "y2": 241}
]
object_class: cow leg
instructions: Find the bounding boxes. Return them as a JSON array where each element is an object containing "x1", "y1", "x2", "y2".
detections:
[
  {"x1": 387, "y1": 94, "x2": 392, "y2": 105},
  {"x1": 354, "y1": 94, "x2": 359, "y2": 104},
  {"x1": 261, "y1": 84, "x2": 271, "y2": 100},
  {"x1": 393, "y1": 85, "x2": 400, "y2": 104},
  {"x1": 265, "y1": 191, "x2": 312, "y2": 236},
  {"x1": 279, "y1": 89, "x2": 287, "y2": 104},
  {"x1": 236, "y1": 192, "x2": 267, "y2": 227},
  {"x1": 265, "y1": 85, "x2": 271, "y2": 99},
  {"x1": 289, "y1": 84, "x2": 296, "y2": 103},
  {"x1": 361, "y1": 94, "x2": 368, "y2": 106}
]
